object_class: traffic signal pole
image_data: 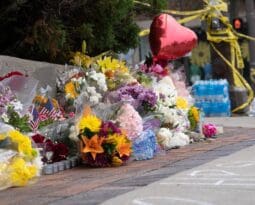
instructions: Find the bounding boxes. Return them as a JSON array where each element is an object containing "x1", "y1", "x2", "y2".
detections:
[{"x1": 245, "y1": 0, "x2": 255, "y2": 89}]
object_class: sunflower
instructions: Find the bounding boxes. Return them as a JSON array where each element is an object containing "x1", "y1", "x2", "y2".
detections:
[{"x1": 190, "y1": 41, "x2": 211, "y2": 67}]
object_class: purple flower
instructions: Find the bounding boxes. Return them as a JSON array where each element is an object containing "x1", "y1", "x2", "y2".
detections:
[
  {"x1": 107, "y1": 84, "x2": 157, "y2": 112},
  {"x1": 99, "y1": 121, "x2": 122, "y2": 137}
]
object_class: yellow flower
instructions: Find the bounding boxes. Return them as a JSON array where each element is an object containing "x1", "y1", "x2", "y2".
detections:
[
  {"x1": 79, "y1": 115, "x2": 102, "y2": 132},
  {"x1": 81, "y1": 135, "x2": 104, "y2": 160},
  {"x1": 0, "y1": 134, "x2": 6, "y2": 141},
  {"x1": 70, "y1": 52, "x2": 93, "y2": 68},
  {"x1": 112, "y1": 156, "x2": 123, "y2": 167},
  {"x1": 106, "y1": 133, "x2": 132, "y2": 157},
  {"x1": 8, "y1": 130, "x2": 24, "y2": 143},
  {"x1": 97, "y1": 57, "x2": 129, "y2": 75},
  {"x1": 9, "y1": 157, "x2": 37, "y2": 187},
  {"x1": 191, "y1": 107, "x2": 200, "y2": 123},
  {"x1": 176, "y1": 97, "x2": 188, "y2": 109},
  {"x1": 65, "y1": 82, "x2": 78, "y2": 99},
  {"x1": 8, "y1": 130, "x2": 36, "y2": 159}
]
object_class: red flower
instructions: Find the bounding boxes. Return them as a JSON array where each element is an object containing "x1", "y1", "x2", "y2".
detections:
[
  {"x1": 32, "y1": 134, "x2": 45, "y2": 144},
  {"x1": 52, "y1": 143, "x2": 69, "y2": 162}
]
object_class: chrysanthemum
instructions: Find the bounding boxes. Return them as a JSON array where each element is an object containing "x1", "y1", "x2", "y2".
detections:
[{"x1": 79, "y1": 115, "x2": 102, "y2": 132}]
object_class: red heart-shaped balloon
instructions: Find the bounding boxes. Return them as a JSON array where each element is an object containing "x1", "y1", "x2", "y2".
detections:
[{"x1": 149, "y1": 14, "x2": 197, "y2": 61}]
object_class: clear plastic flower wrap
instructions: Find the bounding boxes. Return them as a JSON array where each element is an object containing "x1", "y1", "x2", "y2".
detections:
[
  {"x1": 132, "y1": 129, "x2": 157, "y2": 161},
  {"x1": 1, "y1": 75, "x2": 39, "y2": 116}
]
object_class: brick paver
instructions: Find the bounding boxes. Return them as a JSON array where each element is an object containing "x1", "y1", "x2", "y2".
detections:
[{"x1": 1, "y1": 127, "x2": 255, "y2": 205}]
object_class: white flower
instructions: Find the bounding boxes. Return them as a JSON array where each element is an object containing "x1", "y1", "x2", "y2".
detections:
[
  {"x1": 90, "y1": 95, "x2": 101, "y2": 104},
  {"x1": 89, "y1": 71, "x2": 108, "y2": 92},
  {"x1": 10, "y1": 100, "x2": 23, "y2": 112},
  {"x1": 157, "y1": 128, "x2": 190, "y2": 150},
  {"x1": 1, "y1": 113, "x2": 9, "y2": 123},
  {"x1": 68, "y1": 126, "x2": 79, "y2": 141},
  {"x1": 159, "y1": 107, "x2": 179, "y2": 126},
  {"x1": 171, "y1": 132, "x2": 190, "y2": 147},
  {"x1": 87, "y1": 86, "x2": 97, "y2": 94}
]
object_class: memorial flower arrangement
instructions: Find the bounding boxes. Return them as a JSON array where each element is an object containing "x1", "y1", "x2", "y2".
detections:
[
  {"x1": 77, "y1": 107, "x2": 132, "y2": 167},
  {"x1": 0, "y1": 129, "x2": 42, "y2": 190}
]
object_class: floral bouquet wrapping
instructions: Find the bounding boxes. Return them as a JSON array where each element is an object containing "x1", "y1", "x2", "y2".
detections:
[
  {"x1": 132, "y1": 130, "x2": 157, "y2": 160},
  {"x1": 77, "y1": 106, "x2": 132, "y2": 167},
  {"x1": 0, "y1": 126, "x2": 42, "y2": 190}
]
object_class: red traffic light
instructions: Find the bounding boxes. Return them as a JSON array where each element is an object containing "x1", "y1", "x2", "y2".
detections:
[{"x1": 233, "y1": 18, "x2": 243, "y2": 30}]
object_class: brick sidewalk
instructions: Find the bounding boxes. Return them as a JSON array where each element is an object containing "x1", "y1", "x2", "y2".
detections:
[{"x1": 1, "y1": 127, "x2": 255, "y2": 205}]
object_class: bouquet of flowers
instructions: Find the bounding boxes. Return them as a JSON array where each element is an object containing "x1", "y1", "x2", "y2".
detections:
[
  {"x1": 157, "y1": 128, "x2": 190, "y2": 150},
  {"x1": 107, "y1": 83, "x2": 157, "y2": 113},
  {"x1": 76, "y1": 106, "x2": 132, "y2": 167},
  {"x1": 97, "y1": 56, "x2": 137, "y2": 90},
  {"x1": 0, "y1": 127, "x2": 42, "y2": 190},
  {"x1": 32, "y1": 133, "x2": 69, "y2": 164},
  {"x1": 0, "y1": 83, "x2": 32, "y2": 132}
]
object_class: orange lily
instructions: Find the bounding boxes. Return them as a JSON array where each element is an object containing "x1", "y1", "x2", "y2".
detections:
[
  {"x1": 117, "y1": 142, "x2": 131, "y2": 158},
  {"x1": 81, "y1": 135, "x2": 104, "y2": 160}
]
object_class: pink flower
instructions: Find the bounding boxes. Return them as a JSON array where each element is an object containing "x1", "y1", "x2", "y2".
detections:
[
  {"x1": 151, "y1": 64, "x2": 163, "y2": 73},
  {"x1": 69, "y1": 112, "x2": 75, "y2": 118},
  {"x1": 116, "y1": 104, "x2": 143, "y2": 141},
  {"x1": 203, "y1": 123, "x2": 217, "y2": 138}
]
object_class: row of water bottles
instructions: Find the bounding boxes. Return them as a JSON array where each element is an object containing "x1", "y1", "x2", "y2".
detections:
[
  {"x1": 192, "y1": 79, "x2": 229, "y2": 100},
  {"x1": 192, "y1": 80, "x2": 231, "y2": 117},
  {"x1": 195, "y1": 99, "x2": 231, "y2": 117}
]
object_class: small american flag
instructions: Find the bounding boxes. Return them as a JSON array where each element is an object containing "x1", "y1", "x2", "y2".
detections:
[
  {"x1": 30, "y1": 107, "x2": 39, "y2": 131},
  {"x1": 39, "y1": 99, "x2": 58, "y2": 120}
]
